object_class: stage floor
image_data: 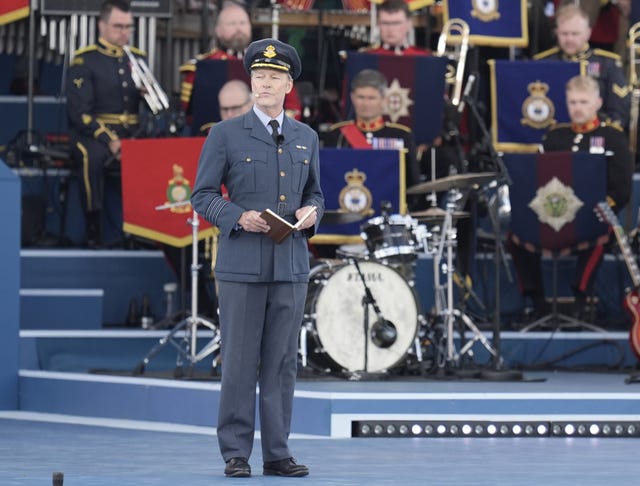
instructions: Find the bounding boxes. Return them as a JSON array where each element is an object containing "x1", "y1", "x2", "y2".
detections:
[{"x1": 5, "y1": 370, "x2": 640, "y2": 485}]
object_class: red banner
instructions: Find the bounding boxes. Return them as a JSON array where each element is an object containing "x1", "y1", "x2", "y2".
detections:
[
  {"x1": 0, "y1": 0, "x2": 29, "y2": 25},
  {"x1": 121, "y1": 138, "x2": 213, "y2": 247}
]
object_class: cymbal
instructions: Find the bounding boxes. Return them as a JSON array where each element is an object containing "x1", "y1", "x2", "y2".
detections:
[
  {"x1": 407, "y1": 172, "x2": 497, "y2": 194},
  {"x1": 410, "y1": 207, "x2": 470, "y2": 223},
  {"x1": 321, "y1": 210, "x2": 365, "y2": 225}
]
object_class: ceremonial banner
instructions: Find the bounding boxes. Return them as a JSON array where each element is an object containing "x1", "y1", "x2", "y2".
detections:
[
  {"x1": 343, "y1": 53, "x2": 447, "y2": 145},
  {"x1": 0, "y1": 0, "x2": 29, "y2": 25},
  {"x1": 442, "y1": 0, "x2": 528, "y2": 47},
  {"x1": 121, "y1": 138, "x2": 212, "y2": 247},
  {"x1": 505, "y1": 152, "x2": 608, "y2": 253},
  {"x1": 311, "y1": 148, "x2": 405, "y2": 245},
  {"x1": 489, "y1": 59, "x2": 584, "y2": 153},
  {"x1": 190, "y1": 59, "x2": 249, "y2": 136}
]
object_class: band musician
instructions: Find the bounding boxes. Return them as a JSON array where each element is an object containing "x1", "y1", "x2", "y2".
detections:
[
  {"x1": 360, "y1": 0, "x2": 431, "y2": 56},
  {"x1": 178, "y1": 1, "x2": 301, "y2": 124},
  {"x1": 508, "y1": 74, "x2": 633, "y2": 321},
  {"x1": 66, "y1": 0, "x2": 150, "y2": 247},
  {"x1": 534, "y1": 3, "x2": 630, "y2": 127}
]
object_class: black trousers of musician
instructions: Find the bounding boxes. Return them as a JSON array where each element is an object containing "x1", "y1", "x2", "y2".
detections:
[{"x1": 508, "y1": 239, "x2": 606, "y2": 317}]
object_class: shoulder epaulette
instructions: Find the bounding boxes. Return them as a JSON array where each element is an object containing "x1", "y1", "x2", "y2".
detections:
[
  {"x1": 179, "y1": 60, "x2": 197, "y2": 73},
  {"x1": 548, "y1": 122, "x2": 572, "y2": 130},
  {"x1": 532, "y1": 47, "x2": 559, "y2": 60},
  {"x1": 129, "y1": 45, "x2": 148, "y2": 57},
  {"x1": 73, "y1": 44, "x2": 98, "y2": 56},
  {"x1": 385, "y1": 122, "x2": 412, "y2": 133},
  {"x1": 602, "y1": 121, "x2": 624, "y2": 132},
  {"x1": 328, "y1": 120, "x2": 354, "y2": 130},
  {"x1": 196, "y1": 48, "x2": 221, "y2": 61},
  {"x1": 592, "y1": 48, "x2": 621, "y2": 60}
]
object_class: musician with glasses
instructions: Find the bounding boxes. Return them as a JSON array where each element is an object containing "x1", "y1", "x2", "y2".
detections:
[{"x1": 65, "y1": 0, "x2": 149, "y2": 247}]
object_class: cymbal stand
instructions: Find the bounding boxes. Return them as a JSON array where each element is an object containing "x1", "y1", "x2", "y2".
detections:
[
  {"x1": 133, "y1": 208, "x2": 221, "y2": 377},
  {"x1": 435, "y1": 190, "x2": 497, "y2": 368}
]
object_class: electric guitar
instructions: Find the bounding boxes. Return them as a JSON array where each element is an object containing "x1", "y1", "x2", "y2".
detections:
[{"x1": 594, "y1": 202, "x2": 640, "y2": 359}]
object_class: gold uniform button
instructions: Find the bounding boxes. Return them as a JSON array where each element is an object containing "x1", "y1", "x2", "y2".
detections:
[
  {"x1": 304, "y1": 159, "x2": 309, "y2": 164},
  {"x1": 119, "y1": 114, "x2": 128, "y2": 123},
  {"x1": 280, "y1": 171, "x2": 286, "y2": 177},
  {"x1": 279, "y1": 195, "x2": 286, "y2": 201},
  {"x1": 278, "y1": 148, "x2": 283, "y2": 154},
  {"x1": 245, "y1": 157, "x2": 252, "y2": 162}
]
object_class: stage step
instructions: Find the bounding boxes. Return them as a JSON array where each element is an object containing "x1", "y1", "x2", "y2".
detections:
[
  {"x1": 20, "y1": 288, "x2": 103, "y2": 330},
  {"x1": 20, "y1": 249, "x2": 177, "y2": 327}
]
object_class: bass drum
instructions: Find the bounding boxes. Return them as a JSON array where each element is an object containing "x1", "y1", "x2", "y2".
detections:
[{"x1": 305, "y1": 261, "x2": 419, "y2": 374}]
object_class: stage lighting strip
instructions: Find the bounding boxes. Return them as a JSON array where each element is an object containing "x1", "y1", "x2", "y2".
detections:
[{"x1": 352, "y1": 420, "x2": 640, "y2": 438}]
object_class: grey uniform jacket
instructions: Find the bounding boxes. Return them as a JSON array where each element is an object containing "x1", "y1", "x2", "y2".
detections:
[{"x1": 191, "y1": 109, "x2": 324, "y2": 283}]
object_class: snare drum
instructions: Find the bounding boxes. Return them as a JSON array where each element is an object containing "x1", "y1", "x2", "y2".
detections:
[
  {"x1": 360, "y1": 214, "x2": 421, "y2": 261},
  {"x1": 304, "y1": 260, "x2": 419, "y2": 373}
]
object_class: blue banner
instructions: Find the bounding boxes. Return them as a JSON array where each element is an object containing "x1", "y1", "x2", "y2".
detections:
[
  {"x1": 343, "y1": 53, "x2": 447, "y2": 145},
  {"x1": 312, "y1": 148, "x2": 404, "y2": 244},
  {"x1": 489, "y1": 59, "x2": 584, "y2": 153},
  {"x1": 442, "y1": 0, "x2": 528, "y2": 47},
  {"x1": 505, "y1": 152, "x2": 608, "y2": 253}
]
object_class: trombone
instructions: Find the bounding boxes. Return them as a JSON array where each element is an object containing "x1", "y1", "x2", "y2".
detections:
[
  {"x1": 436, "y1": 18, "x2": 470, "y2": 108},
  {"x1": 123, "y1": 45, "x2": 170, "y2": 115}
]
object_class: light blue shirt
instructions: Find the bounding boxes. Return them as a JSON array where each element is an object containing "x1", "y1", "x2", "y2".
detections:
[{"x1": 252, "y1": 105, "x2": 284, "y2": 136}]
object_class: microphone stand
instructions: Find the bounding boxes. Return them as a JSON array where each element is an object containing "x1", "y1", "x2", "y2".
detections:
[
  {"x1": 349, "y1": 258, "x2": 397, "y2": 380},
  {"x1": 462, "y1": 87, "x2": 523, "y2": 380}
]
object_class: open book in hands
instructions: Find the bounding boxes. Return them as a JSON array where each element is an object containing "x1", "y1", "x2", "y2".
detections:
[{"x1": 260, "y1": 206, "x2": 317, "y2": 244}]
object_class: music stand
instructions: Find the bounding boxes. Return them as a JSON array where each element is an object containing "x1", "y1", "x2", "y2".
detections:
[{"x1": 504, "y1": 152, "x2": 609, "y2": 332}]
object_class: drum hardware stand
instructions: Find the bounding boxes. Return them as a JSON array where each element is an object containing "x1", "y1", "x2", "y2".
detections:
[
  {"x1": 133, "y1": 207, "x2": 221, "y2": 377},
  {"x1": 434, "y1": 190, "x2": 497, "y2": 370},
  {"x1": 349, "y1": 257, "x2": 398, "y2": 379}
]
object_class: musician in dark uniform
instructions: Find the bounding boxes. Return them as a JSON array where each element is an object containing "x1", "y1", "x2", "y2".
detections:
[
  {"x1": 66, "y1": 0, "x2": 146, "y2": 246},
  {"x1": 178, "y1": 1, "x2": 301, "y2": 123},
  {"x1": 324, "y1": 69, "x2": 421, "y2": 198},
  {"x1": 191, "y1": 38, "x2": 323, "y2": 478},
  {"x1": 534, "y1": 3, "x2": 630, "y2": 127},
  {"x1": 509, "y1": 75, "x2": 633, "y2": 320},
  {"x1": 360, "y1": 0, "x2": 431, "y2": 56}
]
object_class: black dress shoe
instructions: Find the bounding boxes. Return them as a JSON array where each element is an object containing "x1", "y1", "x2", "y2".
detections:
[
  {"x1": 224, "y1": 457, "x2": 251, "y2": 477},
  {"x1": 263, "y1": 457, "x2": 309, "y2": 477}
]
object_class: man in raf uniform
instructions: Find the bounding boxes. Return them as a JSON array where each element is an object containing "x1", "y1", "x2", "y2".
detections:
[
  {"x1": 191, "y1": 38, "x2": 324, "y2": 478},
  {"x1": 66, "y1": 0, "x2": 147, "y2": 247},
  {"x1": 509, "y1": 75, "x2": 632, "y2": 320},
  {"x1": 534, "y1": 3, "x2": 630, "y2": 127}
]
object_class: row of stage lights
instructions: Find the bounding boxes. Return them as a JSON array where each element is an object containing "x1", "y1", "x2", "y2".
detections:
[{"x1": 352, "y1": 420, "x2": 640, "y2": 438}]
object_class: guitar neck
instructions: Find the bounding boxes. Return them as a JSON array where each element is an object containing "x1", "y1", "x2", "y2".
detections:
[{"x1": 612, "y1": 223, "x2": 640, "y2": 289}]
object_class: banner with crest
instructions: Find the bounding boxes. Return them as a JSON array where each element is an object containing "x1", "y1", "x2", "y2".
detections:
[
  {"x1": 505, "y1": 151, "x2": 608, "y2": 254},
  {"x1": 121, "y1": 138, "x2": 213, "y2": 247},
  {"x1": 311, "y1": 148, "x2": 405, "y2": 245},
  {"x1": 343, "y1": 53, "x2": 447, "y2": 145},
  {"x1": 489, "y1": 59, "x2": 585, "y2": 153},
  {"x1": 190, "y1": 59, "x2": 249, "y2": 136},
  {"x1": 0, "y1": 0, "x2": 29, "y2": 25},
  {"x1": 442, "y1": 0, "x2": 528, "y2": 47}
]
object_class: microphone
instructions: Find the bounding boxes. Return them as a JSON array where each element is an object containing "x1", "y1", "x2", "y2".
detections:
[
  {"x1": 370, "y1": 318, "x2": 397, "y2": 348},
  {"x1": 276, "y1": 133, "x2": 285, "y2": 145},
  {"x1": 458, "y1": 73, "x2": 476, "y2": 114},
  {"x1": 52, "y1": 471, "x2": 64, "y2": 486}
]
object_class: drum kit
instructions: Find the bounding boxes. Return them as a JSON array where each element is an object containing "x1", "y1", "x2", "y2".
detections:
[{"x1": 300, "y1": 172, "x2": 501, "y2": 379}]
